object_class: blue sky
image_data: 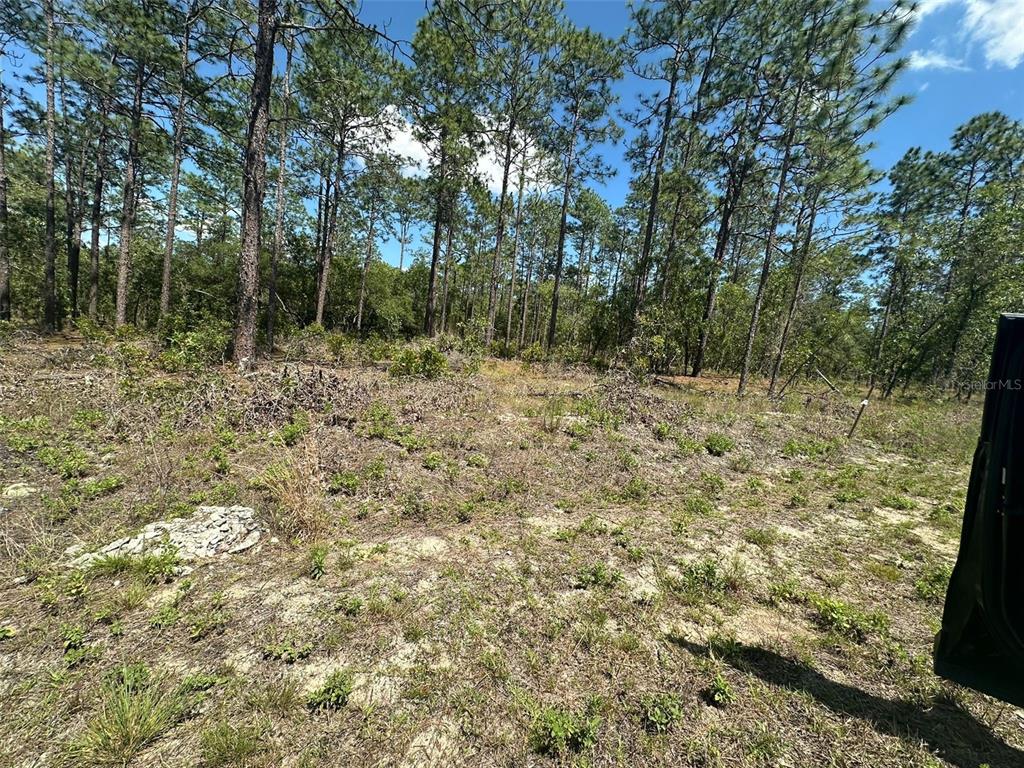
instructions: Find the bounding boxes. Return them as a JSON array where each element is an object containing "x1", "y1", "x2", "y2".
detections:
[
  {"x1": 3, "y1": 1, "x2": 1022, "y2": 267},
  {"x1": 362, "y1": 0, "x2": 1024, "y2": 264}
]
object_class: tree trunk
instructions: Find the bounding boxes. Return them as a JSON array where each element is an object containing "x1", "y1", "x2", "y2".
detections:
[
  {"x1": 503, "y1": 156, "x2": 527, "y2": 347},
  {"x1": 88, "y1": 108, "x2": 108, "y2": 320},
  {"x1": 44, "y1": 0, "x2": 58, "y2": 331},
  {"x1": 316, "y1": 138, "x2": 344, "y2": 326},
  {"x1": 633, "y1": 50, "x2": 680, "y2": 318},
  {"x1": 160, "y1": 11, "x2": 194, "y2": 322},
  {"x1": 231, "y1": 0, "x2": 277, "y2": 367},
  {"x1": 737, "y1": 78, "x2": 804, "y2": 396},
  {"x1": 0, "y1": 75, "x2": 10, "y2": 321},
  {"x1": 267, "y1": 31, "x2": 293, "y2": 350},
  {"x1": 356, "y1": 198, "x2": 376, "y2": 332},
  {"x1": 485, "y1": 114, "x2": 516, "y2": 345},
  {"x1": 440, "y1": 221, "x2": 454, "y2": 334},
  {"x1": 115, "y1": 62, "x2": 145, "y2": 328},
  {"x1": 424, "y1": 137, "x2": 448, "y2": 336},
  {"x1": 767, "y1": 192, "x2": 818, "y2": 396},
  {"x1": 546, "y1": 108, "x2": 579, "y2": 350}
]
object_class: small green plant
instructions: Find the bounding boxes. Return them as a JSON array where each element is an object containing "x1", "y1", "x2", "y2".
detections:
[
  {"x1": 574, "y1": 562, "x2": 621, "y2": 589},
  {"x1": 149, "y1": 603, "x2": 179, "y2": 629},
  {"x1": 307, "y1": 669, "x2": 354, "y2": 711},
  {"x1": 263, "y1": 639, "x2": 313, "y2": 663},
  {"x1": 308, "y1": 544, "x2": 328, "y2": 580},
  {"x1": 809, "y1": 594, "x2": 888, "y2": 642},
  {"x1": 707, "y1": 672, "x2": 734, "y2": 707},
  {"x1": 541, "y1": 397, "x2": 566, "y2": 433},
  {"x1": 652, "y1": 422, "x2": 672, "y2": 441},
  {"x1": 743, "y1": 526, "x2": 781, "y2": 550},
  {"x1": 0, "y1": 625, "x2": 15, "y2": 641},
  {"x1": 327, "y1": 471, "x2": 360, "y2": 496},
  {"x1": 529, "y1": 700, "x2": 601, "y2": 756},
  {"x1": 638, "y1": 692, "x2": 683, "y2": 733},
  {"x1": 279, "y1": 412, "x2": 309, "y2": 446},
  {"x1": 914, "y1": 563, "x2": 952, "y2": 601},
  {"x1": 466, "y1": 453, "x2": 489, "y2": 468},
  {"x1": 881, "y1": 493, "x2": 917, "y2": 511},
  {"x1": 422, "y1": 451, "x2": 444, "y2": 470},
  {"x1": 704, "y1": 433, "x2": 734, "y2": 457}
]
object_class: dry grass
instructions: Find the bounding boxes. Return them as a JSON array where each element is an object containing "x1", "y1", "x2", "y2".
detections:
[{"x1": 0, "y1": 335, "x2": 1015, "y2": 768}]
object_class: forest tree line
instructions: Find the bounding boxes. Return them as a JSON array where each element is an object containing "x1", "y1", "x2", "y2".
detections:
[{"x1": 0, "y1": 0, "x2": 1022, "y2": 395}]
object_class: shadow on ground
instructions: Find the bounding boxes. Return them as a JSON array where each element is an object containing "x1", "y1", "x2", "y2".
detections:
[{"x1": 674, "y1": 637, "x2": 1022, "y2": 768}]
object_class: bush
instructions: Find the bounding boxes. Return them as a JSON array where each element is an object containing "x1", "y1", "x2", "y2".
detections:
[
  {"x1": 704, "y1": 433, "x2": 735, "y2": 457},
  {"x1": 388, "y1": 345, "x2": 449, "y2": 379},
  {"x1": 159, "y1": 324, "x2": 230, "y2": 372}
]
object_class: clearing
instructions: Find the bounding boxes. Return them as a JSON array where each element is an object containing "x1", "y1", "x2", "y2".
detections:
[{"x1": 0, "y1": 334, "x2": 1020, "y2": 767}]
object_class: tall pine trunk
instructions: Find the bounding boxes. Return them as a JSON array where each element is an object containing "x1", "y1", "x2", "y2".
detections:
[
  {"x1": 267, "y1": 32, "x2": 293, "y2": 350},
  {"x1": 0, "y1": 75, "x2": 10, "y2": 320},
  {"x1": 485, "y1": 113, "x2": 516, "y2": 345},
  {"x1": 503, "y1": 156, "x2": 527, "y2": 346},
  {"x1": 547, "y1": 108, "x2": 579, "y2": 350},
  {"x1": 115, "y1": 62, "x2": 145, "y2": 327},
  {"x1": 633, "y1": 51, "x2": 680, "y2": 318},
  {"x1": 88, "y1": 106, "x2": 108, "y2": 321},
  {"x1": 737, "y1": 75, "x2": 805, "y2": 396},
  {"x1": 160, "y1": 12, "x2": 194, "y2": 322},
  {"x1": 356, "y1": 199, "x2": 376, "y2": 332},
  {"x1": 767, "y1": 192, "x2": 818, "y2": 396},
  {"x1": 231, "y1": 0, "x2": 276, "y2": 367},
  {"x1": 44, "y1": 0, "x2": 58, "y2": 331}
]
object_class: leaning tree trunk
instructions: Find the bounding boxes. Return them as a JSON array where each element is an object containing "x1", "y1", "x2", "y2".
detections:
[
  {"x1": 737, "y1": 76, "x2": 804, "y2": 396},
  {"x1": 115, "y1": 62, "x2": 145, "y2": 328},
  {"x1": 767, "y1": 192, "x2": 818, "y2": 396},
  {"x1": 231, "y1": 0, "x2": 277, "y2": 367},
  {"x1": 43, "y1": 0, "x2": 58, "y2": 331}
]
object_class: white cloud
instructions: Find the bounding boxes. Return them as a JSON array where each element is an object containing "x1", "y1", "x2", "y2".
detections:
[
  {"x1": 383, "y1": 110, "x2": 550, "y2": 197},
  {"x1": 907, "y1": 49, "x2": 970, "y2": 70},
  {"x1": 914, "y1": 0, "x2": 1024, "y2": 69},
  {"x1": 962, "y1": 0, "x2": 1024, "y2": 68}
]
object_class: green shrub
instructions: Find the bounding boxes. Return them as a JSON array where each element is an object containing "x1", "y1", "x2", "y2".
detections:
[
  {"x1": 328, "y1": 471, "x2": 360, "y2": 496},
  {"x1": 529, "y1": 701, "x2": 601, "y2": 756},
  {"x1": 159, "y1": 324, "x2": 230, "y2": 372},
  {"x1": 707, "y1": 673, "x2": 734, "y2": 707},
  {"x1": 389, "y1": 345, "x2": 448, "y2": 379},
  {"x1": 704, "y1": 433, "x2": 734, "y2": 457},
  {"x1": 307, "y1": 670, "x2": 354, "y2": 711}
]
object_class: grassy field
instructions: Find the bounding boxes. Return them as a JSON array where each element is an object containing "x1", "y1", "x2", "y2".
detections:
[{"x1": 0, "y1": 332, "x2": 1019, "y2": 767}]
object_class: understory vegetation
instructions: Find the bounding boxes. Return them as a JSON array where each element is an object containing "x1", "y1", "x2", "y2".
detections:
[{"x1": 0, "y1": 333, "x2": 1016, "y2": 767}]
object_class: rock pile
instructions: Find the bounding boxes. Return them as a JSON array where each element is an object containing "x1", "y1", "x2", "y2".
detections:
[{"x1": 68, "y1": 505, "x2": 262, "y2": 567}]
